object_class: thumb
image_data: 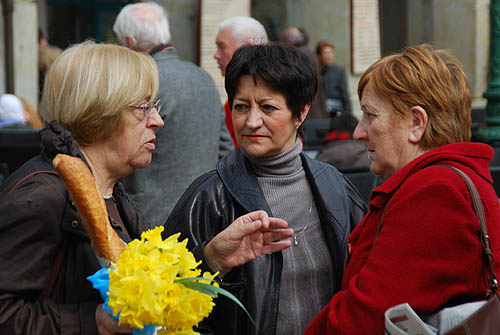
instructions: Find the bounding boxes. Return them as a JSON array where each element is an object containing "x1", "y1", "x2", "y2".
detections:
[{"x1": 230, "y1": 217, "x2": 263, "y2": 239}]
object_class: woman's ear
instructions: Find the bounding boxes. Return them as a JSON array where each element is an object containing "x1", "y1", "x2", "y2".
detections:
[
  {"x1": 296, "y1": 103, "x2": 311, "y2": 128},
  {"x1": 408, "y1": 106, "x2": 428, "y2": 144}
]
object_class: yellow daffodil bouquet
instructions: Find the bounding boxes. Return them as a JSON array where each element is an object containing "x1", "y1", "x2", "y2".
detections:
[{"x1": 88, "y1": 226, "x2": 254, "y2": 335}]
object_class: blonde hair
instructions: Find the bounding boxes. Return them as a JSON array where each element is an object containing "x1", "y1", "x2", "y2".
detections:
[
  {"x1": 358, "y1": 44, "x2": 471, "y2": 149},
  {"x1": 40, "y1": 40, "x2": 158, "y2": 146}
]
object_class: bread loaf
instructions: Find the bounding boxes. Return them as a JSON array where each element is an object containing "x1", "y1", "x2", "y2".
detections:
[{"x1": 53, "y1": 154, "x2": 126, "y2": 264}]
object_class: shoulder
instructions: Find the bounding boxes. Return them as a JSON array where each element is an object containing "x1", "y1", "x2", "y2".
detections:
[{"x1": 169, "y1": 170, "x2": 225, "y2": 212}]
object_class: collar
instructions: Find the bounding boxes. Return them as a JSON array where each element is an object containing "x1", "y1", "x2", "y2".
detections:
[
  {"x1": 369, "y1": 142, "x2": 494, "y2": 208},
  {"x1": 149, "y1": 44, "x2": 174, "y2": 55}
]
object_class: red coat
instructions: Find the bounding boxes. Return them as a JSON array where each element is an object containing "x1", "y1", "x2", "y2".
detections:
[
  {"x1": 224, "y1": 100, "x2": 238, "y2": 148},
  {"x1": 305, "y1": 142, "x2": 500, "y2": 335}
]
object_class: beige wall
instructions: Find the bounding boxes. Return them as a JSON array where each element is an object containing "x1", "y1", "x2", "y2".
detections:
[
  {"x1": 408, "y1": 0, "x2": 490, "y2": 108},
  {"x1": 0, "y1": 0, "x2": 38, "y2": 109},
  {"x1": 253, "y1": 0, "x2": 490, "y2": 116}
]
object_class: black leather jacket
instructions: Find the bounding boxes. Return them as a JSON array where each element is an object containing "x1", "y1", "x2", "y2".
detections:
[
  {"x1": 0, "y1": 122, "x2": 149, "y2": 334},
  {"x1": 164, "y1": 148, "x2": 367, "y2": 335}
]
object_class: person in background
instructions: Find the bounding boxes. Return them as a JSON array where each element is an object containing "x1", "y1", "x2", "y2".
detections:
[
  {"x1": 164, "y1": 44, "x2": 367, "y2": 335},
  {"x1": 305, "y1": 44, "x2": 500, "y2": 334},
  {"x1": 315, "y1": 113, "x2": 369, "y2": 169},
  {"x1": 0, "y1": 94, "x2": 31, "y2": 129},
  {"x1": 114, "y1": 2, "x2": 232, "y2": 227},
  {"x1": 316, "y1": 40, "x2": 351, "y2": 117},
  {"x1": 282, "y1": 26, "x2": 327, "y2": 120},
  {"x1": 214, "y1": 16, "x2": 268, "y2": 148},
  {"x1": 38, "y1": 27, "x2": 62, "y2": 101}
]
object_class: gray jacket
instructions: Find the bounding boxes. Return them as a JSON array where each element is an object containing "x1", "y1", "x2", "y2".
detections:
[{"x1": 122, "y1": 47, "x2": 232, "y2": 227}]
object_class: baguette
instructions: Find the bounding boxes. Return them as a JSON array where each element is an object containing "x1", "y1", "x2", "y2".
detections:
[{"x1": 53, "y1": 154, "x2": 126, "y2": 264}]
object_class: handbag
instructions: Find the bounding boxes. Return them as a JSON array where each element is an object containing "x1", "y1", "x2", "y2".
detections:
[{"x1": 439, "y1": 165, "x2": 500, "y2": 335}]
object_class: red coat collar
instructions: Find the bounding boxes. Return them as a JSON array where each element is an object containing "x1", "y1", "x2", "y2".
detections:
[{"x1": 369, "y1": 142, "x2": 494, "y2": 208}]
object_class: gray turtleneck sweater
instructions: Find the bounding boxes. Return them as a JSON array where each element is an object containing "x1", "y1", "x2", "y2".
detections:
[{"x1": 244, "y1": 139, "x2": 335, "y2": 334}]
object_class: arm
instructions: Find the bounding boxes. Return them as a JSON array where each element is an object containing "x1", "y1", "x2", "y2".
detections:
[
  {"x1": 339, "y1": 68, "x2": 351, "y2": 114},
  {"x1": 0, "y1": 174, "x2": 98, "y2": 334},
  {"x1": 305, "y1": 171, "x2": 484, "y2": 335}
]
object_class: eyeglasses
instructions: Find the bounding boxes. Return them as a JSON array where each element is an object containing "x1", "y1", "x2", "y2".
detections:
[{"x1": 129, "y1": 98, "x2": 161, "y2": 120}]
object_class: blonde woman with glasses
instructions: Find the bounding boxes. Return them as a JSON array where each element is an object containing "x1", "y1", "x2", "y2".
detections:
[{"x1": 0, "y1": 40, "x2": 292, "y2": 335}]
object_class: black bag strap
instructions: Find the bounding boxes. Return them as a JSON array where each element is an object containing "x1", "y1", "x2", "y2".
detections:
[
  {"x1": 443, "y1": 165, "x2": 498, "y2": 296},
  {"x1": 8, "y1": 170, "x2": 70, "y2": 300}
]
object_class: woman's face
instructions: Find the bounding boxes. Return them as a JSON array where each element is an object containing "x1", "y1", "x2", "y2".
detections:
[
  {"x1": 232, "y1": 75, "x2": 306, "y2": 158},
  {"x1": 353, "y1": 82, "x2": 414, "y2": 180},
  {"x1": 103, "y1": 98, "x2": 164, "y2": 176}
]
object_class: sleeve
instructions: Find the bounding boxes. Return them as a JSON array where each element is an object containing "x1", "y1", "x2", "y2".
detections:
[
  {"x1": 305, "y1": 171, "x2": 484, "y2": 335},
  {"x1": 163, "y1": 172, "x2": 246, "y2": 335},
  {"x1": 0, "y1": 175, "x2": 98, "y2": 335},
  {"x1": 218, "y1": 105, "x2": 234, "y2": 160},
  {"x1": 342, "y1": 174, "x2": 368, "y2": 232},
  {"x1": 339, "y1": 68, "x2": 351, "y2": 114}
]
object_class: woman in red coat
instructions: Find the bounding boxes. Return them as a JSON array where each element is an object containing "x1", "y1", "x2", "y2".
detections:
[{"x1": 305, "y1": 44, "x2": 500, "y2": 334}]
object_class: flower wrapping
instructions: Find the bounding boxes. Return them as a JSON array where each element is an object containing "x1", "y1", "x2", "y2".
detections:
[{"x1": 89, "y1": 226, "x2": 218, "y2": 335}]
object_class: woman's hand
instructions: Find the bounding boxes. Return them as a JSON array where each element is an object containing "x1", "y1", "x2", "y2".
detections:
[
  {"x1": 204, "y1": 210, "x2": 293, "y2": 278},
  {"x1": 96, "y1": 304, "x2": 132, "y2": 335}
]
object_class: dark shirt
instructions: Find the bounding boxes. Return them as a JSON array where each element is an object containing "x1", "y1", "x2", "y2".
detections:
[{"x1": 321, "y1": 63, "x2": 351, "y2": 114}]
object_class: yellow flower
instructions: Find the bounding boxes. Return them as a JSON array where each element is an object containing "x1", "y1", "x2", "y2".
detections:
[{"x1": 108, "y1": 226, "x2": 217, "y2": 333}]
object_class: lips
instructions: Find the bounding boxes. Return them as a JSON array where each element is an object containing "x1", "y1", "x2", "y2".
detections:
[
  {"x1": 244, "y1": 134, "x2": 267, "y2": 141},
  {"x1": 145, "y1": 138, "x2": 156, "y2": 150}
]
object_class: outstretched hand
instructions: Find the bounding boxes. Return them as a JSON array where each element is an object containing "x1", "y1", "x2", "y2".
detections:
[{"x1": 204, "y1": 210, "x2": 293, "y2": 278}]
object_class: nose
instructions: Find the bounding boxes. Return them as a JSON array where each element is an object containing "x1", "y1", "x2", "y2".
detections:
[
  {"x1": 246, "y1": 108, "x2": 263, "y2": 129},
  {"x1": 353, "y1": 120, "x2": 366, "y2": 141},
  {"x1": 147, "y1": 108, "x2": 164, "y2": 129},
  {"x1": 214, "y1": 49, "x2": 220, "y2": 60}
]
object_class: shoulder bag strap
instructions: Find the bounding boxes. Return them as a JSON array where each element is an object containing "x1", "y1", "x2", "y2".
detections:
[
  {"x1": 8, "y1": 170, "x2": 58, "y2": 192},
  {"x1": 443, "y1": 164, "x2": 498, "y2": 296}
]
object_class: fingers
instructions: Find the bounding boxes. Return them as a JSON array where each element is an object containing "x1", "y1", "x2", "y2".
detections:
[
  {"x1": 262, "y1": 240, "x2": 292, "y2": 254},
  {"x1": 263, "y1": 228, "x2": 294, "y2": 243},
  {"x1": 241, "y1": 210, "x2": 271, "y2": 229},
  {"x1": 268, "y1": 217, "x2": 289, "y2": 229},
  {"x1": 96, "y1": 304, "x2": 132, "y2": 335}
]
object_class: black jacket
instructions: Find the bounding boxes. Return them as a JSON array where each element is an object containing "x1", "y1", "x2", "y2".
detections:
[
  {"x1": 0, "y1": 122, "x2": 149, "y2": 334},
  {"x1": 164, "y1": 148, "x2": 367, "y2": 335}
]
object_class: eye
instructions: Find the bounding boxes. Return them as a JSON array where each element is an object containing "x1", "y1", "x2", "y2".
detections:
[
  {"x1": 362, "y1": 110, "x2": 376, "y2": 120},
  {"x1": 261, "y1": 104, "x2": 277, "y2": 112},
  {"x1": 233, "y1": 104, "x2": 248, "y2": 112}
]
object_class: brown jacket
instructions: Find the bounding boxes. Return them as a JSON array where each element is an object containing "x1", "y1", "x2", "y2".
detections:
[{"x1": 0, "y1": 122, "x2": 148, "y2": 334}]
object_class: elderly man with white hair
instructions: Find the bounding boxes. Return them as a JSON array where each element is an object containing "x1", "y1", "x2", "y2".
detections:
[
  {"x1": 113, "y1": 2, "x2": 232, "y2": 227},
  {"x1": 214, "y1": 16, "x2": 268, "y2": 147}
]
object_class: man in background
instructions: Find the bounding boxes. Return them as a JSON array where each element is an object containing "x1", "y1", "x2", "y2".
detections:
[
  {"x1": 114, "y1": 1, "x2": 232, "y2": 226},
  {"x1": 316, "y1": 40, "x2": 351, "y2": 116},
  {"x1": 214, "y1": 16, "x2": 268, "y2": 147},
  {"x1": 282, "y1": 26, "x2": 327, "y2": 119}
]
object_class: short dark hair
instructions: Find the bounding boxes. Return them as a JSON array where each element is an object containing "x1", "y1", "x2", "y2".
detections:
[{"x1": 225, "y1": 44, "x2": 317, "y2": 125}]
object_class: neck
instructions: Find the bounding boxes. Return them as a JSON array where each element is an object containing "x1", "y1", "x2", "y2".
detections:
[{"x1": 79, "y1": 146, "x2": 118, "y2": 196}]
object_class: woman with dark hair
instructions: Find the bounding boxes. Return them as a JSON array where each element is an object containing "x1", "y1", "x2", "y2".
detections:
[{"x1": 164, "y1": 44, "x2": 367, "y2": 334}]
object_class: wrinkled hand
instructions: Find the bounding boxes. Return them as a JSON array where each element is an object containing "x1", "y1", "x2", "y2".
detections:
[
  {"x1": 204, "y1": 210, "x2": 293, "y2": 278},
  {"x1": 96, "y1": 304, "x2": 132, "y2": 335}
]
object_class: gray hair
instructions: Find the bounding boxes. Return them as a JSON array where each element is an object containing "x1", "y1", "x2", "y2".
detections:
[
  {"x1": 218, "y1": 16, "x2": 268, "y2": 46},
  {"x1": 113, "y1": 2, "x2": 171, "y2": 51}
]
